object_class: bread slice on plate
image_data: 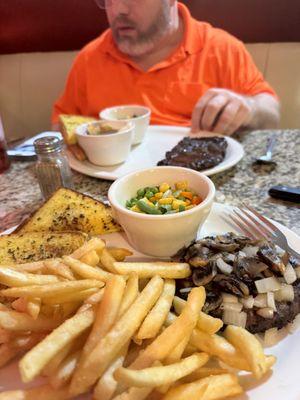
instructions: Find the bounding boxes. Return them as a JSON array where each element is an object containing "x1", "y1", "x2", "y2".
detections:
[
  {"x1": 16, "y1": 188, "x2": 121, "y2": 236},
  {"x1": 59, "y1": 114, "x2": 97, "y2": 145},
  {"x1": 0, "y1": 231, "x2": 87, "y2": 264}
]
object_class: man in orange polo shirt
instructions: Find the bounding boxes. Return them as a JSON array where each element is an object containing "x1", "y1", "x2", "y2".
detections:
[{"x1": 52, "y1": 0, "x2": 280, "y2": 135}]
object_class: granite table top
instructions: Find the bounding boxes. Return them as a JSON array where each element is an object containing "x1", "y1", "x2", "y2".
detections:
[{"x1": 0, "y1": 129, "x2": 299, "y2": 236}]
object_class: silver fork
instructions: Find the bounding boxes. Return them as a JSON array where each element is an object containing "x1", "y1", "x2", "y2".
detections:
[{"x1": 226, "y1": 203, "x2": 300, "y2": 259}]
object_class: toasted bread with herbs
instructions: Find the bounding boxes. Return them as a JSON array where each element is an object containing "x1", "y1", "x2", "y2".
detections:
[
  {"x1": 0, "y1": 231, "x2": 87, "y2": 264},
  {"x1": 59, "y1": 114, "x2": 97, "y2": 145},
  {"x1": 16, "y1": 188, "x2": 121, "y2": 236}
]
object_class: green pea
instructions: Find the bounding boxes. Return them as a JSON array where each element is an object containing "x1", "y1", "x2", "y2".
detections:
[
  {"x1": 179, "y1": 205, "x2": 186, "y2": 212},
  {"x1": 145, "y1": 191, "x2": 154, "y2": 199},
  {"x1": 137, "y1": 200, "x2": 162, "y2": 215},
  {"x1": 137, "y1": 188, "x2": 145, "y2": 197},
  {"x1": 150, "y1": 187, "x2": 159, "y2": 194}
]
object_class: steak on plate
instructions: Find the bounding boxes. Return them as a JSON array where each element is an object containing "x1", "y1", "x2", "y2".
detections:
[{"x1": 157, "y1": 136, "x2": 227, "y2": 171}]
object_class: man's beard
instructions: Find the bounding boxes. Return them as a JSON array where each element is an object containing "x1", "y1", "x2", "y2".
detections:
[{"x1": 111, "y1": 3, "x2": 170, "y2": 57}]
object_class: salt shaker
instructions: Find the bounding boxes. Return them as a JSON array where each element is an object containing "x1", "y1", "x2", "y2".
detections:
[{"x1": 34, "y1": 136, "x2": 73, "y2": 199}]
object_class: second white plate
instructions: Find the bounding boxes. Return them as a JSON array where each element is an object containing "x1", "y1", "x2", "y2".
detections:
[{"x1": 67, "y1": 125, "x2": 244, "y2": 180}]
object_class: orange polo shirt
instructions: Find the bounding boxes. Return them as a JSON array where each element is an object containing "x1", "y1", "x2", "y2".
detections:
[{"x1": 52, "y1": 3, "x2": 277, "y2": 126}]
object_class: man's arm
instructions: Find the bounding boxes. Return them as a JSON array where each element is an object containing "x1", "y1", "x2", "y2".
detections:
[
  {"x1": 245, "y1": 93, "x2": 280, "y2": 130},
  {"x1": 191, "y1": 88, "x2": 280, "y2": 135}
]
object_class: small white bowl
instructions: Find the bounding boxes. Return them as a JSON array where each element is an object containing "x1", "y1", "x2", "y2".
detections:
[
  {"x1": 75, "y1": 120, "x2": 134, "y2": 166},
  {"x1": 100, "y1": 105, "x2": 151, "y2": 145},
  {"x1": 108, "y1": 166, "x2": 215, "y2": 257}
]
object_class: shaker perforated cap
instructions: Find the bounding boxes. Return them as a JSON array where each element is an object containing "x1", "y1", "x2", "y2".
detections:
[{"x1": 34, "y1": 136, "x2": 63, "y2": 154}]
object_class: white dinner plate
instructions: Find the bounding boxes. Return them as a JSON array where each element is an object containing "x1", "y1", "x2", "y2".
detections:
[
  {"x1": 67, "y1": 125, "x2": 244, "y2": 180},
  {"x1": 0, "y1": 203, "x2": 299, "y2": 400}
]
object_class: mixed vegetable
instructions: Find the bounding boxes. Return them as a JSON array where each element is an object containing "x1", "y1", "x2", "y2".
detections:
[{"x1": 126, "y1": 181, "x2": 202, "y2": 215}]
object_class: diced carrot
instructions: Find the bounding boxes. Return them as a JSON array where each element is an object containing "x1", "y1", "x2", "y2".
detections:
[
  {"x1": 181, "y1": 191, "x2": 193, "y2": 200},
  {"x1": 192, "y1": 196, "x2": 202, "y2": 205}
]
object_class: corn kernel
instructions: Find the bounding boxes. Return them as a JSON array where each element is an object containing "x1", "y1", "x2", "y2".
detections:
[
  {"x1": 149, "y1": 196, "x2": 157, "y2": 203},
  {"x1": 175, "y1": 181, "x2": 188, "y2": 190},
  {"x1": 159, "y1": 183, "x2": 170, "y2": 193},
  {"x1": 131, "y1": 205, "x2": 142, "y2": 213},
  {"x1": 172, "y1": 199, "x2": 187, "y2": 210},
  {"x1": 155, "y1": 192, "x2": 163, "y2": 200},
  {"x1": 185, "y1": 199, "x2": 191, "y2": 205},
  {"x1": 158, "y1": 198, "x2": 174, "y2": 205}
]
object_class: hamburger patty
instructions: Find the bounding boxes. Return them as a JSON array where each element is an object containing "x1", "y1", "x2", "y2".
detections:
[{"x1": 175, "y1": 232, "x2": 300, "y2": 333}]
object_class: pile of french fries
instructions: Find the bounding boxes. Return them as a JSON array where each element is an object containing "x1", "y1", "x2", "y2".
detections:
[{"x1": 0, "y1": 238, "x2": 276, "y2": 400}]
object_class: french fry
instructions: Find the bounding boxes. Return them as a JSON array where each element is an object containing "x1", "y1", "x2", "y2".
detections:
[
  {"x1": 49, "y1": 349, "x2": 81, "y2": 389},
  {"x1": 0, "y1": 385, "x2": 70, "y2": 400},
  {"x1": 135, "y1": 279, "x2": 175, "y2": 340},
  {"x1": 159, "y1": 288, "x2": 206, "y2": 394},
  {"x1": 84, "y1": 288, "x2": 105, "y2": 305},
  {"x1": 0, "y1": 310, "x2": 61, "y2": 332},
  {"x1": 42, "y1": 340, "x2": 74, "y2": 377},
  {"x1": 71, "y1": 276, "x2": 126, "y2": 387},
  {"x1": 26, "y1": 298, "x2": 41, "y2": 320},
  {"x1": 129, "y1": 287, "x2": 205, "y2": 370},
  {"x1": 183, "y1": 367, "x2": 229, "y2": 382},
  {"x1": 0, "y1": 327, "x2": 11, "y2": 344},
  {"x1": 19, "y1": 309, "x2": 95, "y2": 382},
  {"x1": 93, "y1": 342, "x2": 130, "y2": 400},
  {"x1": 11, "y1": 297, "x2": 28, "y2": 313},
  {"x1": 63, "y1": 255, "x2": 112, "y2": 281},
  {"x1": 0, "y1": 267, "x2": 60, "y2": 287},
  {"x1": 100, "y1": 248, "x2": 119, "y2": 273},
  {"x1": 162, "y1": 373, "x2": 243, "y2": 400},
  {"x1": 224, "y1": 325, "x2": 270, "y2": 379},
  {"x1": 107, "y1": 247, "x2": 133, "y2": 262},
  {"x1": 1, "y1": 279, "x2": 104, "y2": 298},
  {"x1": 173, "y1": 296, "x2": 223, "y2": 334},
  {"x1": 0, "y1": 343, "x2": 20, "y2": 368},
  {"x1": 113, "y1": 386, "x2": 153, "y2": 400},
  {"x1": 0, "y1": 303, "x2": 9, "y2": 311},
  {"x1": 0, "y1": 333, "x2": 44, "y2": 368},
  {"x1": 69, "y1": 275, "x2": 164, "y2": 396},
  {"x1": 115, "y1": 353, "x2": 209, "y2": 388},
  {"x1": 190, "y1": 328, "x2": 250, "y2": 371},
  {"x1": 6, "y1": 260, "x2": 45, "y2": 273},
  {"x1": 118, "y1": 274, "x2": 139, "y2": 317},
  {"x1": 71, "y1": 237, "x2": 105, "y2": 259},
  {"x1": 80, "y1": 250, "x2": 100, "y2": 267},
  {"x1": 43, "y1": 288, "x2": 99, "y2": 305},
  {"x1": 44, "y1": 259, "x2": 75, "y2": 281},
  {"x1": 113, "y1": 261, "x2": 191, "y2": 279}
]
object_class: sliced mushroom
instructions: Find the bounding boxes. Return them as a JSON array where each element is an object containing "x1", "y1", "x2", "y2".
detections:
[
  {"x1": 258, "y1": 243, "x2": 286, "y2": 274},
  {"x1": 234, "y1": 256, "x2": 269, "y2": 279},
  {"x1": 213, "y1": 274, "x2": 250, "y2": 297},
  {"x1": 185, "y1": 245, "x2": 214, "y2": 267},
  {"x1": 192, "y1": 263, "x2": 216, "y2": 286},
  {"x1": 203, "y1": 292, "x2": 222, "y2": 313},
  {"x1": 198, "y1": 234, "x2": 240, "y2": 252}
]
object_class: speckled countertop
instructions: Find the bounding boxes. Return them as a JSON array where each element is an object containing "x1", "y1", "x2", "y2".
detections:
[{"x1": 0, "y1": 129, "x2": 299, "y2": 235}]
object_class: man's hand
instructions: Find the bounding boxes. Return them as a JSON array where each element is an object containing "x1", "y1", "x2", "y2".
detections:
[{"x1": 191, "y1": 88, "x2": 254, "y2": 135}]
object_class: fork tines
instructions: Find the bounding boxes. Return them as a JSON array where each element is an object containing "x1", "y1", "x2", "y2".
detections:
[{"x1": 227, "y1": 203, "x2": 276, "y2": 241}]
